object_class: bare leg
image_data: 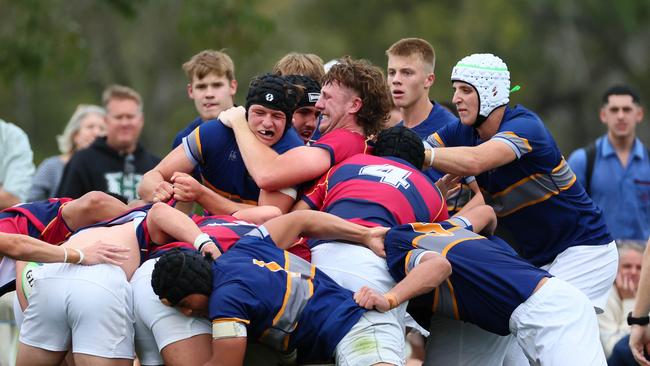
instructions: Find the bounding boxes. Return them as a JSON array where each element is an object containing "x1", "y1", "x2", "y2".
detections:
[
  {"x1": 16, "y1": 342, "x2": 66, "y2": 366},
  {"x1": 62, "y1": 191, "x2": 128, "y2": 231},
  {"x1": 160, "y1": 334, "x2": 211, "y2": 366},
  {"x1": 61, "y1": 351, "x2": 76, "y2": 366},
  {"x1": 73, "y1": 353, "x2": 133, "y2": 366}
]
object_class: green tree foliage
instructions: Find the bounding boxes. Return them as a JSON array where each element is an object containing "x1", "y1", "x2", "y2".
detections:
[{"x1": 0, "y1": 0, "x2": 648, "y2": 162}]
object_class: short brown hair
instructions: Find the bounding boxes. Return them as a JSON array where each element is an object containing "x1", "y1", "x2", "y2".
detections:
[
  {"x1": 182, "y1": 50, "x2": 235, "y2": 82},
  {"x1": 273, "y1": 53, "x2": 325, "y2": 82},
  {"x1": 386, "y1": 38, "x2": 435, "y2": 73},
  {"x1": 322, "y1": 56, "x2": 391, "y2": 136},
  {"x1": 102, "y1": 85, "x2": 142, "y2": 109}
]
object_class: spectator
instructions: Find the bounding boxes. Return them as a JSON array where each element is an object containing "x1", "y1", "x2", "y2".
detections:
[
  {"x1": 28, "y1": 105, "x2": 106, "y2": 201},
  {"x1": 0, "y1": 118, "x2": 35, "y2": 365},
  {"x1": 568, "y1": 85, "x2": 649, "y2": 241},
  {"x1": 627, "y1": 238, "x2": 650, "y2": 365},
  {"x1": 57, "y1": 85, "x2": 160, "y2": 203},
  {"x1": 0, "y1": 119, "x2": 34, "y2": 210},
  {"x1": 599, "y1": 240, "x2": 644, "y2": 363}
]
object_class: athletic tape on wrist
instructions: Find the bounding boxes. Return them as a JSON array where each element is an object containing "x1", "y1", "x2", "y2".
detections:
[{"x1": 193, "y1": 233, "x2": 211, "y2": 250}]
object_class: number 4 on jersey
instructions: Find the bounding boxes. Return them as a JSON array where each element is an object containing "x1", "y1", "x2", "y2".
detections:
[{"x1": 359, "y1": 164, "x2": 412, "y2": 189}]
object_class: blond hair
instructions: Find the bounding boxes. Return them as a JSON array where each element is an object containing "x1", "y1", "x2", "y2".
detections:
[
  {"x1": 56, "y1": 104, "x2": 106, "y2": 154},
  {"x1": 102, "y1": 85, "x2": 143, "y2": 111},
  {"x1": 386, "y1": 38, "x2": 435, "y2": 73},
  {"x1": 273, "y1": 53, "x2": 325, "y2": 82},
  {"x1": 183, "y1": 50, "x2": 235, "y2": 81}
]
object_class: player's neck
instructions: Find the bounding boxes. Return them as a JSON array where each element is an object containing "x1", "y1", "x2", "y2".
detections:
[
  {"x1": 476, "y1": 107, "x2": 505, "y2": 141},
  {"x1": 401, "y1": 98, "x2": 433, "y2": 129},
  {"x1": 336, "y1": 116, "x2": 365, "y2": 136}
]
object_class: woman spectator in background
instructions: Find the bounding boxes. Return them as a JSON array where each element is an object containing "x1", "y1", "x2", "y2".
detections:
[
  {"x1": 28, "y1": 105, "x2": 106, "y2": 201},
  {"x1": 599, "y1": 240, "x2": 644, "y2": 365}
]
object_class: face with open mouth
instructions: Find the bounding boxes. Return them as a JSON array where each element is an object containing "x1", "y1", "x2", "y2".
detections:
[
  {"x1": 247, "y1": 104, "x2": 287, "y2": 146},
  {"x1": 387, "y1": 54, "x2": 433, "y2": 110}
]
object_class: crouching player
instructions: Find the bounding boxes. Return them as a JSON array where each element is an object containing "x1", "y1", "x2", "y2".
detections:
[
  {"x1": 355, "y1": 206, "x2": 606, "y2": 366},
  {"x1": 151, "y1": 210, "x2": 404, "y2": 366},
  {"x1": 15, "y1": 201, "x2": 221, "y2": 366}
]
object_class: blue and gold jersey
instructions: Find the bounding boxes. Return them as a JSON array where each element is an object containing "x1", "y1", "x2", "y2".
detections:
[
  {"x1": 386, "y1": 219, "x2": 550, "y2": 335},
  {"x1": 426, "y1": 105, "x2": 612, "y2": 265},
  {"x1": 208, "y1": 228, "x2": 365, "y2": 363},
  {"x1": 182, "y1": 119, "x2": 303, "y2": 205}
]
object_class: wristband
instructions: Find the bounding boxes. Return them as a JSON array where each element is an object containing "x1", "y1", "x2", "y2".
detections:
[
  {"x1": 627, "y1": 312, "x2": 650, "y2": 326},
  {"x1": 73, "y1": 248, "x2": 84, "y2": 264},
  {"x1": 193, "y1": 233, "x2": 211, "y2": 250},
  {"x1": 384, "y1": 293, "x2": 399, "y2": 310},
  {"x1": 198, "y1": 241, "x2": 214, "y2": 252},
  {"x1": 427, "y1": 149, "x2": 435, "y2": 167},
  {"x1": 63, "y1": 247, "x2": 68, "y2": 263}
]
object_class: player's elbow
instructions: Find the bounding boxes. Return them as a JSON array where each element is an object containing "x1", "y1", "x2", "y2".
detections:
[
  {"x1": 256, "y1": 172, "x2": 282, "y2": 191},
  {"x1": 138, "y1": 170, "x2": 159, "y2": 198}
]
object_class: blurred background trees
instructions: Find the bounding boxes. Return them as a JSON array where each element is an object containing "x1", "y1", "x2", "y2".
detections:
[{"x1": 1, "y1": 0, "x2": 649, "y2": 161}]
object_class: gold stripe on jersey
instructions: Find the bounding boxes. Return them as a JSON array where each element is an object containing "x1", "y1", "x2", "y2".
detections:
[
  {"x1": 259, "y1": 251, "x2": 315, "y2": 351},
  {"x1": 488, "y1": 158, "x2": 576, "y2": 217},
  {"x1": 495, "y1": 131, "x2": 532, "y2": 154},
  {"x1": 194, "y1": 128, "x2": 203, "y2": 163},
  {"x1": 201, "y1": 177, "x2": 258, "y2": 205},
  {"x1": 212, "y1": 317, "x2": 251, "y2": 325}
]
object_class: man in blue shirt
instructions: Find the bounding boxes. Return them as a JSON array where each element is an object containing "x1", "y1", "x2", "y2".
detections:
[{"x1": 568, "y1": 85, "x2": 650, "y2": 241}]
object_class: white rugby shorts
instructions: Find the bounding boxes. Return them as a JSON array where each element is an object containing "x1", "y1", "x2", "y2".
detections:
[
  {"x1": 19, "y1": 263, "x2": 135, "y2": 359},
  {"x1": 131, "y1": 258, "x2": 210, "y2": 365}
]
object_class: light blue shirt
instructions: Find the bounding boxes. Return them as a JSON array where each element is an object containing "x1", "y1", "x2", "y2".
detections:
[
  {"x1": 568, "y1": 135, "x2": 650, "y2": 241},
  {"x1": 0, "y1": 120, "x2": 35, "y2": 202}
]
